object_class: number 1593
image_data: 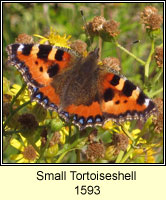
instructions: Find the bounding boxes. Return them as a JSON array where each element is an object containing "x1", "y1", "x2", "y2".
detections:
[{"x1": 75, "y1": 185, "x2": 100, "y2": 195}]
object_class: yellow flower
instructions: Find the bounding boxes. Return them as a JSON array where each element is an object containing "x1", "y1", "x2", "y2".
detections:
[
  {"x1": 133, "y1": 148, "x2": 156, "y2": 163},
  {"x1": 122, "y1": 121, "x2": 141, "y2": 135},
  {"x1": 34, "y1": 27, "x2": 71, "y2": 48},
  {"x1": 120, "y1": 121, "x2": 142, "y2": 143},
  {"x1": 10, "y1": 84, "x2": 30, "y2": 104},
  {"x1": 59, "y1": 126, "x2": 70, "y2": 144},
  {"x1": 10, "y1": 135, "x2": 41, "y2": 163},
  {"x1": 146, "y1": 149, "x2": 156, "y2": 163},
  {"x1": 103, "y1": 120, "x2": 115, "y2": 129},
  {"x1": 3, "y1": 77, "x2": 11, "y2": 94}
]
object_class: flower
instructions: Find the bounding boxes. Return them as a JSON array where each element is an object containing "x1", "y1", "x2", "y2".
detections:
[
  {"x1": 59, "y1": 126, "x2": 70, "y2": 144},
  {"x1": 103, "y1": 20, "x2": 120, "y2": 38},
  {"x1": 103, "y1": 120, "x2": 115, "y2": 130},
  {"x1": 102, "y1": 57, "x2": 121, "y2": 71},
  {"x1": 154, "y1": 47, "x2": 163, "y2": 67},
  {"x1": 140, "y1": 6, "x2": 163, "y2": 31},
  {"x1": 153, "y1": 98, "x2": 163, "y2": 133},
  {"x1": 17, "y1": 113, "x2": 39, "y2": 138},
  {"x1": 34, "y1": 27, "x2": 71, "y2": 48},
  {"x1": 85, "y1": 16, "x2": 120, "y2": 41},
  {"x1": 104, "y1": 123, "x2": 130, "y2": 161},
  {"x1": 89, "y1": 16, "x2": 106, "y2": 32},
  {"x1": 49, "y1": 132, "x2": 61, "y2": 146},
  {"x1": 111, "y1": 133, "x2": 129, "y2": 154},
  {"x1": 121, "y1": 122, "x2": 141, "y2": 138},
  {"x1": 15, "y1": 33, "x2": 34, "y2": 43},
  {"x1": 10, "y1": 84, "x2": 30, "y2": 104},
  {"x1": 10, "y1": 135, "x2": 41, "y2": 163},
  {"x1": 3, "y1": 77, "x2": 11, "y2": 94},
  {"x1": 86, "y1": 141, "x2": 105, "y2": 162},
  {"x1": 133, "y1": 148, "x2": 156, "y2": 163},
  {"x1": 70, "y1": 40, "x2": 87, "y2": 55}
]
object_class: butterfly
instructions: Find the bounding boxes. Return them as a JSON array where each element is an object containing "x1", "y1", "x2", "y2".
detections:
[{"x1": 6, "y1": 43, "x2": 156, "y2": 129}]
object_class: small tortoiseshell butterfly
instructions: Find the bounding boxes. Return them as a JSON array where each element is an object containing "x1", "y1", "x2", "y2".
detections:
[{"x1": 6, "y1": 44, "x2": 157, "y2": 129}]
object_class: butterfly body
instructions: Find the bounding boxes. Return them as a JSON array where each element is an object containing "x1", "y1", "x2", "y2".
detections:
[{"x1": 6, "y1": 43, "x2": 156, "y2": 129}]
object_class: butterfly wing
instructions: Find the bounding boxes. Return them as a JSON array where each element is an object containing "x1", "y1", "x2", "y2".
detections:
[
  {"x1": 99, "y1": 70, "x2": 157, "y2": 123},
  {"x1": 6, "y1": 43, "x2": 79, "y2": 109}
]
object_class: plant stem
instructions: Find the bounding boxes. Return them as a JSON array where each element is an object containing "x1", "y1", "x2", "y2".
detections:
[
  {"x1": 120, "y1": 147, "x2": 134, "y2": 163},
  {"x1": 115, "y1": 150, "x2": 124, "y2": 163},
  {"x1": 3, "y1": 136, "x2": 12, "y2": 152},
  {"x1": 98, "y1": 4, "x2": 104, "y2": 60},
  {"x1": 55, "y1": 149, "x2": 74, "y2": 163},
  {"x1": 149, "y1": 87, "x2": 163, "y2": 98},
  {"x1": 55, "y1": 137, "x2": 88, "y2": 163},
  {"x1": 153, "y1": 69, "x2": 163, "y2": 84},
  {"x1": 4, "y1": 130, "x2": 24, "y2": 135},
  {"x1": 145, "y1": 38, "x2": 155, "y2": 78},
  {"x1": 115, "y1": 41, "x2": 145, "y2": 66},
  {"x1": 76, "y1": 149, "x2": 81, "y2": 163},
  {"x1": 120, "y1": 124, "x2": 135, "y2": 143},
  {"x1": 10, "y1": 83, "x2": 27, "y2": 112}
]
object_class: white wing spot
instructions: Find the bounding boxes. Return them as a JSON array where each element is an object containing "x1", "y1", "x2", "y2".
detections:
[
  {"x1": 136, "y1": 87, "x2": 140, "y2": 92},
  {"x1": 144, "y1": 98, "x2": 150, "y2": 107},
  {"x1": 17, "y1": 44, "x2": 24, "y2": 52}
]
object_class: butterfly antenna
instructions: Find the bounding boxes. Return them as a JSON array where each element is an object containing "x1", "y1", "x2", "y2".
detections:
[
  {"x1": 126, "y1": 40, "x2": 141, "y2": 48},
  {"x1": 80, "y1": 9, "x2": 92, "y2": 47},
  {"x1": 132, "y1": 40, "x2": 140, "y2": 44}
]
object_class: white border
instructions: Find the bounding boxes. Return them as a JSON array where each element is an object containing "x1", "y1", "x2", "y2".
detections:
[{"x1": 1, "y1": 1, "x2": 165, "y2": 166}]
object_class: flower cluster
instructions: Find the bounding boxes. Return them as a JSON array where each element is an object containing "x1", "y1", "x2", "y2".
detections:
[
  {"x1": 70, "y1": 40, "x2": 87, "y2": 55},
  {"x1": 86, "y1": 141, "x2": 105, "y2": 162},
  {"x1": 15, "y1": 33, "x2": 34, "y2": 43},
  {"x1": 154, "y1": 47, "x2": 163, "y2": 67},
  {"x1": 102, "y1": 57, "x2": 121, "y2": 71},
  {"x1": 140, "y1": 6, "x2": 163, "y2": 31},
  {"x1": 85, "y1": 16, "x2": 120, "y2": 41},
  {"x1": 153, "y1": 98, "x2": 163, "y2": 133}
]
